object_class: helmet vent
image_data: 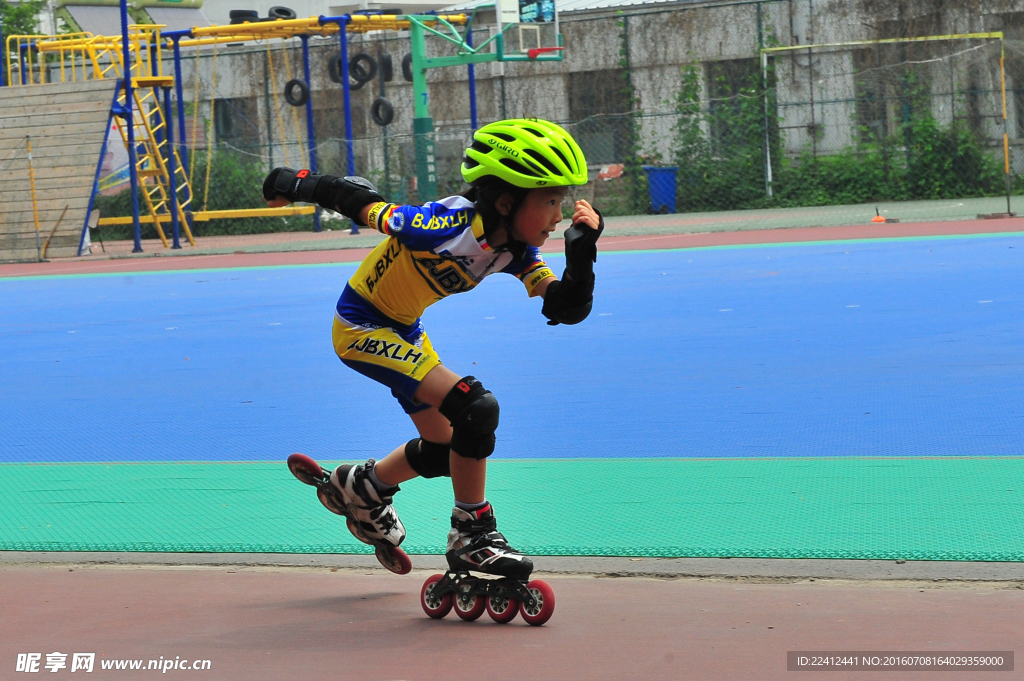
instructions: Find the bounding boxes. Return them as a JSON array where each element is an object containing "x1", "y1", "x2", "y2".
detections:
[
  {"x1": 523, "y1": 127, "x2": 544, "y2": 137},
  {"x1": 524, "y1": 149, "x2": 560, "y2": 176},
  {"x1": 463, "y1": 156, "x2": 479, "y2": 169},
  {"x1": 471, "y1": 140, "x2": 492, "y2": 154},
  {"x1": 550, "y1": 147, "x2": 572, "y2": 173},
  {"x1": 564, "y1": 143, "x2": 582, "y2": 172},
  {"x1": 500, "y1": 158, "x2": 540, "y2": 177},
  {"x1": 492, "y1": 132, "x2": 516, "y2": 142}
]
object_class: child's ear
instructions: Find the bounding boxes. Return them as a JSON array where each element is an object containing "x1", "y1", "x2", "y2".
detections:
[{"x1": 495, "y1": 192, "x2": 514, "y2": 216}]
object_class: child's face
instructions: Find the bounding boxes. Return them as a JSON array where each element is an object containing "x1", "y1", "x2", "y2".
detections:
[{"x1": 510, "y1": 187, "x2": 568, "y2": 247}]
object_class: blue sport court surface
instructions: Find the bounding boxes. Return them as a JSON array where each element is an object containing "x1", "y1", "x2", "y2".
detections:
[{"x1": 1, "y1": 233, "x2": 1022, "y2": 559}]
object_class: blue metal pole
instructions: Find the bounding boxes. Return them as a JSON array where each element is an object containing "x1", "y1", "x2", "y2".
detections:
[
  {"x1": 79, "y1": 89, "x2": 120, "y2": 256},
  {"x1": 321, "y1": 15, "x2": 355, "y2": 175},
  {"x1": 119, "y1": 0, "x2": 142, "y2": 252},
  {"x1": 19, "y1": 43, "x2": 28, "y2": 84},
  {"x1": 149, "y1": 42, "x2": 163, "y2": 149},
  {"x1": 467, "y1": 22, "x2": 477, "y2": 129},
  {"x1": 300, "y1": 34, "x2": 321, "y2": 232},
  {"x1": 164, "y1": 86, "x2": 181, "y2": 249},
  {"x1": 339, "y1": 18, "x2": 355, "y2": 175},
  {"x1": 170, "y1": 35, "x2": 191, "y2": 204}
]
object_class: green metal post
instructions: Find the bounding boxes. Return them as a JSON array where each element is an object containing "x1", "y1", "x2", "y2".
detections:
[{"x1": 410, "y1": 18, "x2": 436, "y2": 202}]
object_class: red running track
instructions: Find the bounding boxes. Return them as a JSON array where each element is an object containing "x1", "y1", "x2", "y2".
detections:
[
  {"x1": 1, "y1": 566, "x2": 1020, "y2": 681},
  {"x1": 1, "y1": 218, "x2": 1022, "y2": 278}
]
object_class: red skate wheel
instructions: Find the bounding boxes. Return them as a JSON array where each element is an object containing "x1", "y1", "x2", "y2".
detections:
[
  {"x1": 420, "y1": 574, "x2": 453, "y2": 619},
  {"x1": 375, "y1": 545, "x2": 412, "y2": 575},
  {"x1": 519, "y1": 579, "x2": 555, "y2": 626},
  {"x1": 345, "y1": 517, "x2": 373, "y2": 545},
  {"x1": 316, "y1": 486, "x2": 348, "y2": 517},
  {"x1": 485, "y1": 592, "x2": 519, "y2": 624},
  {"x1": 287, "y1": 453, "x2": 323, "y2": 486},
  {"x1": 453, "y1": 589, "x2": 486, "y2": 621}
]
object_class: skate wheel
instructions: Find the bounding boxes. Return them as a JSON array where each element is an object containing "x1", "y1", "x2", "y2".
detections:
[
  {"x1": 345, "y1": 517, "x2": 373, "y2": 545},
  {"x1": 287, "y1": 453, "x2": 323, "y2": 486},
  {"x1": 485, "y1": 592, "x2": 519, "y2": 624},
  {"x1": 453, "y1": 588, "x2": 486, "y2": 621},
  {"x1": 315, "y1": 486, "x2": 348, "y2": 517},
  {"x1": 519, "y1": 579, "x2": 555, "y2": 626},
  {"x1": 375, "y1": 545, "x2": 412, "y2": 575},
  {"x1": 420, "y1": 574, "x2": 452, "y2": 619}
]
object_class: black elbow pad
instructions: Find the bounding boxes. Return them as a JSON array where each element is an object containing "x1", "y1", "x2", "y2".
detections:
[
  {"x1": 263, "y1": 167, "x2": 383, "y2": 224},
  {"x1": 541, "y1": 278, "x2": 594, "y2": 326}
]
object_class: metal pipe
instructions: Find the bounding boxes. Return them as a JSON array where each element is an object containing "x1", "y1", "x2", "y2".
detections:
[
  {"x1": 1001, "y1": 44, "x2": 1011, "y2": 215},
  {"x1": 26, "y1": 135, "x2": 42, "y2": 261},
  {"x1": 323, "y1": 14, "x2": 356, "y2": 175},
  {"x1": 79, "y1": 89, "x2": 119, "y2": 256},
  {"x1": 120, "y1": 0, "x2": 142, "y2": 252},
  {"x1": 20, "y1": 43, "x2": 28, "y2": 84},
  {"x1": 300, "y1": 34, "x2": 321, "y2": 231},
  {"x1": 165, "y1": 86, "x2": 182, "y2": 249},
  {"x1": 467, "y1": 20, "x2": 477, "y2": 129},
  {"x1": 171, "y1": 35, "x2": 191, "y2": 204}
]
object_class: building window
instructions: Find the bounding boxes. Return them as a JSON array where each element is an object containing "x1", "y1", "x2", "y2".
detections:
[{"x1": 213, "y1": 98, "x2": 260, "y2": 147}]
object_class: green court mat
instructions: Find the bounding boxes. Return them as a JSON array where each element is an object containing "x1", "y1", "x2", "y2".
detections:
[{"x1": 2, "y1": 458, "x2": 1022, "y2": 561}]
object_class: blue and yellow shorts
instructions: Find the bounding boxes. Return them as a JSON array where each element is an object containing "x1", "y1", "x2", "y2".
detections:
[{"x1": 332, "y1": 314, "x2": 441, "y2": 414}]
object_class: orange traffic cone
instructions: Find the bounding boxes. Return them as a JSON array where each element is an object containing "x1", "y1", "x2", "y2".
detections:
[{"x1": 872, "y1": 206, "x2": 886, "y2": 223}]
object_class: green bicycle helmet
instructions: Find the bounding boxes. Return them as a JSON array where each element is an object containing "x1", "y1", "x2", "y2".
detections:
[{"x1": 462, "y1": 119, "x2": 588, "y2": 188}]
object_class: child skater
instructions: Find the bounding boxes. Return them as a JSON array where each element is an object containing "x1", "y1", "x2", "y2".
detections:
[{"x1": 265, "y1": 119, "x2": 602, "y2": 581}]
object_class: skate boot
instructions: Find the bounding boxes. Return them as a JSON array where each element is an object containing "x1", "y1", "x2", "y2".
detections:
[
  {"x1": 445, "y1": 503, "x2": 533, "y2": 580},
  {"x1": 329, "y1": 458, "x2": 406, "y2": 548},
  {"x1": 419, "y1": 503, "x2": 553, "y2": 625}
]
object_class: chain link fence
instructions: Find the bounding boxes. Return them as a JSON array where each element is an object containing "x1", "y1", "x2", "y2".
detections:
[{"x1": 93, "y1": 33, "x2": 1024, "y2": 239}]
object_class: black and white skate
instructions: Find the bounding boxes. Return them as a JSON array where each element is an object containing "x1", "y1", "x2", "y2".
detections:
[
  {"x1": 286, "y1": 453, "x2": 411, "y2": 575},
  {"x1": 445, "y1": 503, "x2": 533, "y2": 580},
  {"x1": 330, "y1": 459, "x2": 406, "y2": 548}
]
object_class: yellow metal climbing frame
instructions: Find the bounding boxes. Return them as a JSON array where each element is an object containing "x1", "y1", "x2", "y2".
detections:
[{"x1": 6, "y1": 26, "x2": 194, "y2": 246}]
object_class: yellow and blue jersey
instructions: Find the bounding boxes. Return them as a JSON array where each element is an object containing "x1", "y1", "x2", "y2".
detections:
[{"x1": 336, "y1": 195, "x2": 554, "y2": 339}]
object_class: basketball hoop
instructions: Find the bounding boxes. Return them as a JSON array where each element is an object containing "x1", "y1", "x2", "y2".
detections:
[{"x1": 527, "y1": 46, "x2": 563, "y2": 59}]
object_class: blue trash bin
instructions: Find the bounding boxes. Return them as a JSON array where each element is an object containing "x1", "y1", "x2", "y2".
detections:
[{"x1": 641, "y1": 166, "x2": 678, "y2": 214}]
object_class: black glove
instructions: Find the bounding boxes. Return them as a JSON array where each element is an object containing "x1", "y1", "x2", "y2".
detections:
[
  {"x1": 541, "y1": 277, "x2": 594, "y2": 326},
  {"x1": 562, "y1": 208, "x2": 604, "y2": 284},
  {"x1": 262, "y1": 167, "x2": 384, "y2": 225}
]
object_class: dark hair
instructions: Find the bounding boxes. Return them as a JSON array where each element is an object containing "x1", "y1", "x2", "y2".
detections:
[{"x1": 462, "y1": 175, "x2": 530, "y2": 242}]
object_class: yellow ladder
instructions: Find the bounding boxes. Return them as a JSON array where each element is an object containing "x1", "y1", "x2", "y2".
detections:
[
  {"x1": 8, "y1": 27, "x2": 196, "y2": 245},
  {"x1": 111, "y1": 75, "x2": 195, "y2": 245}
]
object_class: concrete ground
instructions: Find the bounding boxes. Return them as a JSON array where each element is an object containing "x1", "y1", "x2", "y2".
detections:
[{"x1": 2, "y1": 553, "x2": 1021, "y2": 681}]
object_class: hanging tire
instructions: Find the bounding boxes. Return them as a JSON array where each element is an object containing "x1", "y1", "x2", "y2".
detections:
[
  {"x1": 267, "y1": 5, "x2": 296, "y2": 20},
  {"x1": 327, "y1": 53, "x2": 343, "y2": 83},
  {"x1": 349, "y1": 53, "x2": 377, "y2": 83},
  {"x1": 378, "y1": 53, "x2": 394, "y2": 82},
  {"x1": 229, "y1": 8, "x2": 258, "y2": 24},
  {"x1": 284, "y1": 78, "x2": 309, "y2": 106},
  {"x1": 401, "y1": 53, "x2": 413, "y2": 82},
  {"x1": 370, "y1": 97, "x2": 394, "y2": 127},
  {"x1": 349, "y1": 78, "x2": 366, "y2": 91}
]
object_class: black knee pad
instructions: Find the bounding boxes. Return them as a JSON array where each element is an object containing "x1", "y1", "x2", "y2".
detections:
[
  {"x1": 438, "y1": 376, "x2": 499, "y2": 461},
  {"x1": 404, "y1": 438, "x2": 450, "y2": 478}
]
